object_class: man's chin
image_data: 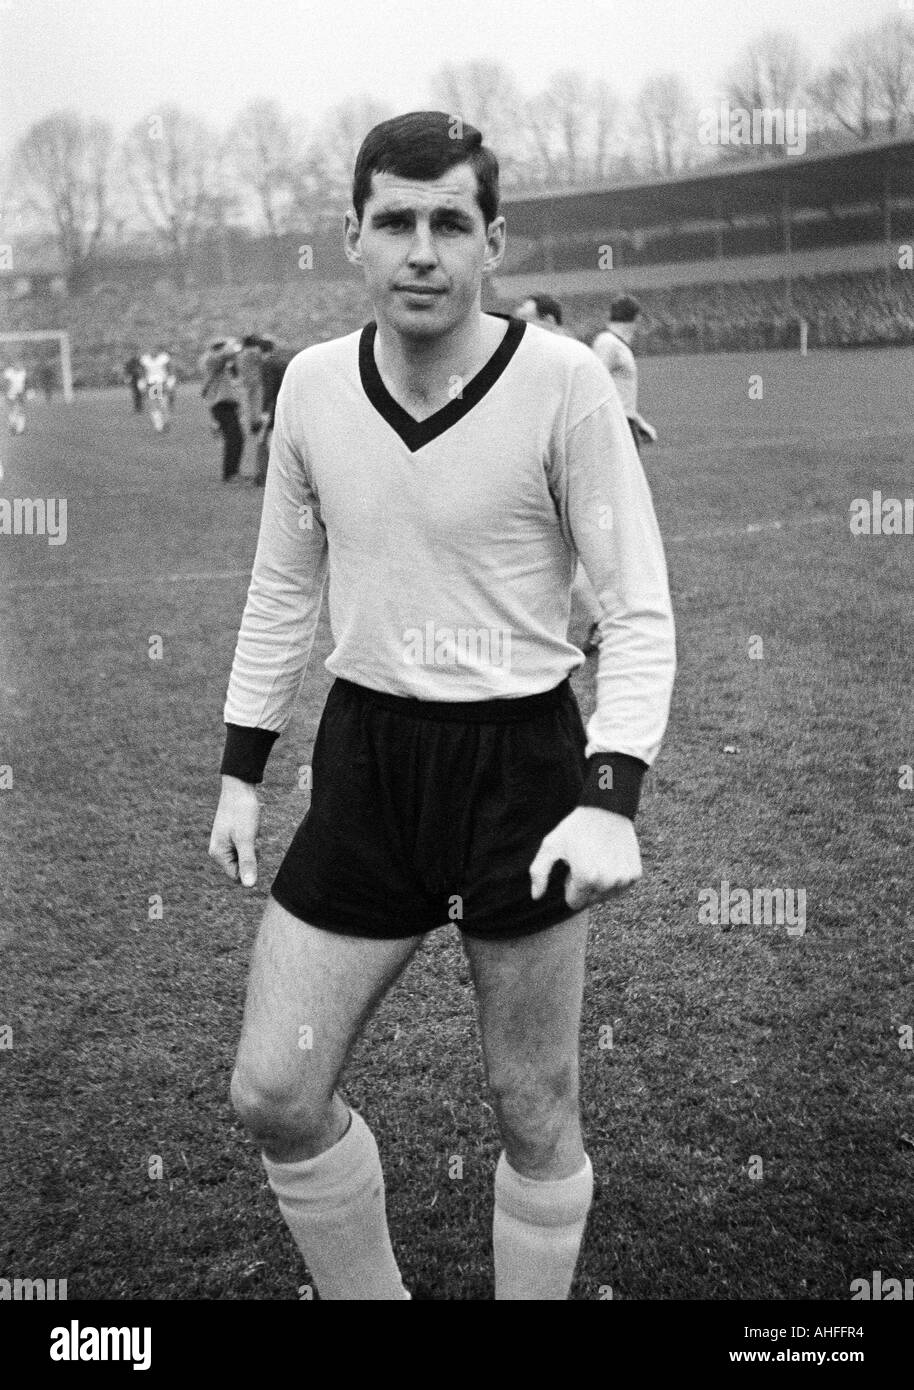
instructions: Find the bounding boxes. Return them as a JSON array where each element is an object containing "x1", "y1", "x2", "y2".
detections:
[{"x1": 386, "y1": 307, "x2": 452, "y2": 337}]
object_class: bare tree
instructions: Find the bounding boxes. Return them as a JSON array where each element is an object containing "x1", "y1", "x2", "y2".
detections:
[
  {"x1": 812, "y1": 16, "x2": 914, "y2": 141},
  {"x1": 522, "y1": 71, "x2": 619, "y2": 187},
  {"x1": 726, "y1": 29, "x2": 810, "y2": 112},
  {"x1": 294, "y1": 95, "x2": 395, "y2": 231},
  {"x1": 717, "y1": 29, "x2": 813, "y2": 160},
  {"x1": 871, "y1": 15, "x2": 914, "y2": 135},
  {"x1": 429, "y1": 60, "x2": 526, "y2": 183},
  {"x1": 633, "y1": 72, "x2": 697, "y2": 176},
  {"x1": 226, "y1": 99, "x2": 301, "y2": 236},
  {"x1": 123, "y1": 105, "x2": 228, "y2": 283},
  {"x1": 14, "y1": 112, "x2": 113, "y2": 283}
]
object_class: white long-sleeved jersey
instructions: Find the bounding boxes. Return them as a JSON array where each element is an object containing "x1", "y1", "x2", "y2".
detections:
[{"x1": 221, "y1": 315, "x2": 676, "y2": 817}]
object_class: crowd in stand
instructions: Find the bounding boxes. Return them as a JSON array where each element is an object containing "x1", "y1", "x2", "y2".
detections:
[
  {"x1": 2, "y1": 269, "x2": 912, "y2": 388},
  {"x1": 565, "y1": 271, "x2": 914, "y2": 355}
]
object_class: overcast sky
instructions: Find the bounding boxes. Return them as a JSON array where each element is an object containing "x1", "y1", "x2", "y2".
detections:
[{"x1": 0, "y1": 0, "x2": 904, "y2": 155}]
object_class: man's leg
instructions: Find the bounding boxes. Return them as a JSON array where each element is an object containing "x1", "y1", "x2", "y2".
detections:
[
  {"x1": 254, "y1": 424, "x2": 271, "y2": 486},
  {"x1": 231, "y1": 895, "x2": 421, "y2": 1298},
  {"x1": 212, "y1": 403, "x2": 238, "y2": 481},
  {"x1": 228, "y1": 403, "x2": 245, "y2": 479},
  {"x1": 463, "y1": 912, "x2": 594, "y2": 1300}
]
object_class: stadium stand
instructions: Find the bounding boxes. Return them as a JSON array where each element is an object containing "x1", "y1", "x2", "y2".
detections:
[
  {"x1": 3, "y1": 267, "x2": 912, "y2": 387},
  {"x1": 2, "y1": 138, "x2": 912, "y2": 383}
]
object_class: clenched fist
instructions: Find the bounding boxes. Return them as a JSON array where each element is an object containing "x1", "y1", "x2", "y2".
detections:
[
  {"x1": 529, "y1": 806, "x2": 642, "y2": 911},
  {"x1": 209, "y1": 775, "x2": 261, "y2": 887}
]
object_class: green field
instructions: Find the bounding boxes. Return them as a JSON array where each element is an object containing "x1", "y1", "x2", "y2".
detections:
[{"x1": 1, "y1": 346, "x2": 912, "y2": 1300}]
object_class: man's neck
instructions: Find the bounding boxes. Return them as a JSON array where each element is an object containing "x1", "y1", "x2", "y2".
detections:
[
  {"x1": 374, "y1": 310, "x2": 506, "y2": 417},
  {"x1": 609, "y1": 321, "x2": 635, "y2": 345}
]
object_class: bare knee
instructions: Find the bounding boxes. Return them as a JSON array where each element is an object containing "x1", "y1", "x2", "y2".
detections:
[
  {"x1": 230, "y1": 1066, "x2": 335, "y2": 1158},
  {"x1": 488, "y1": 1058, "x2": 581, "y2": 1174}
]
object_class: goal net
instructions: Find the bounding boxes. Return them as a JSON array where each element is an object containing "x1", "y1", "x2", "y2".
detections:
[{"x1": 0, "y1": 330, "x2": 73, "y2": 401}]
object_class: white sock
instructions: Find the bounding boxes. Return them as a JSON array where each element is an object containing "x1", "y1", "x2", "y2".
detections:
[
  {"x1": 493, "y1": 1150, "x2": 594, "y2": 1300},
  {"x1": 262, "y1": 1109, "x2": 409, "y2": 1301}
]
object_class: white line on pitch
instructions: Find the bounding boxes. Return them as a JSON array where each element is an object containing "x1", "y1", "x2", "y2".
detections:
[
  {"x1": 665, "y1": 512, "x2": 835, "y2": 544},
  {"x1": 0, "y1": 568, "x2": 253, "y2": 591}
]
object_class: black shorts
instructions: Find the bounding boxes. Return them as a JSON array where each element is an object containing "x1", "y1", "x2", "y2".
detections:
[{"x1": 271, "y1": 676, "x2": 589, "y2": 940}]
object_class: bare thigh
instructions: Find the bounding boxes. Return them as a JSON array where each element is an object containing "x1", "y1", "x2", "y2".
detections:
[
  {"x1": 462, "y1": 911, "x2": 590, "y2": 1177},
  {"x1": 233, "y1": 895, "x2": 421, "y2": 1155}
]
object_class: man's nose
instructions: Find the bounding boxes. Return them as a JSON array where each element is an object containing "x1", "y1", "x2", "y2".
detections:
[{"x1": 406, "y1": 223, "x2": 438, "y2": 266}]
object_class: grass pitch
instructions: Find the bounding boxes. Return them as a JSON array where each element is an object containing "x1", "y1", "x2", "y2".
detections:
[{"x1": 1, "y1": 346, "x2": 912, "y2": 1300}]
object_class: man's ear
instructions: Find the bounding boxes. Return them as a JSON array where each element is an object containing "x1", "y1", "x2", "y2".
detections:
[
  {"x1": 482, "y1": 215, "x2": 507, "y2": 277},
  {"x1": 344, "y1": 210, "x2": 362, "y2": 267}
]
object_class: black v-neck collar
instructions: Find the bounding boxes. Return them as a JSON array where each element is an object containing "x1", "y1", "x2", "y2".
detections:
[{"x1": 358, "y1": 313, "x2": 526, "y2": 453}]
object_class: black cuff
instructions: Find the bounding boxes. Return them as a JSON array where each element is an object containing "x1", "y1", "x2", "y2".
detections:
[
  {"x1": 220, "y1": 724, "x2": 280, "y2": 784},
  {"x1": 577, "y1": 752, "x2": 648, "y2": 821}
]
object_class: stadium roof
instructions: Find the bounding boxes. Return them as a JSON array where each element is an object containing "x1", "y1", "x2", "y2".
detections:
[{"x1": 502, "y1": 136, "x2": 914, "y2": 237}]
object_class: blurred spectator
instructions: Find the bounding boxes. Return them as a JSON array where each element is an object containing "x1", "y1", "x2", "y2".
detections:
[
  {"x1": 124, "y1": 352, "x2": 144, "y2": 412},
  {"x1": 254, "y1": 339, "x2": 295, "y2": 488},
  {"x1": 200, "y1": 338, "x2": 244, "y2": 483},
  {"x1": 237, "y1": 334, "x2": 265, "y2": 437},
  {"x1": 37, "y1": 358, "x2": 56, "y2": 402}
]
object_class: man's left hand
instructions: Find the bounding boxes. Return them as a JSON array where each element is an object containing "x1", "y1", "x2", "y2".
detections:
[{"x1": 529, "y1": 807, "x2": 642, "y2": 911}]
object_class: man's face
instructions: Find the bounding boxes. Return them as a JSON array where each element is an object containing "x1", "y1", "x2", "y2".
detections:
[{"x1": 345, "y1": 163, "x2": 505, "y2": 341}]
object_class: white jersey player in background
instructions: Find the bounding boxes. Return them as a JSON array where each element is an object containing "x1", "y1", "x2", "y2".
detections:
[
  {"x1": 591, "y1": 296, "x2": 658, "y2": 451},
  {"x1": 140, "y1": 347, "x2": 177, "y2": 432},
  {"x1": 3, "y1": 364, "x2": 28, "y2": 435}
]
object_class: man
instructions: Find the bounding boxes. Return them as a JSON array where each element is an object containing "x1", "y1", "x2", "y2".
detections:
[
  {"x1": 37, "y1": 358, "x2": 56, "y2": 403},
  {"x1": 140, "y1": 345, "x2": 177, "y2": 432},
  {"x1": 253, "y1": 338, "x2": 293, "y2": 488},
  {"x1": 200, "y1": 338, "x2": 244, "y2": 482},
  {"x1": 124, "y1": 352, "x2": 145, "y2": 413},
  {"x1": 514, "y1": 292, "x2": 600, "y2": 654},
  {"x1": 515, "y1": 292, "x2": 599, "y2": 648},
  {"x1": 3, "y1": 362, "x2": 28, "y2": 435},
  {"x1": 237, "y1": 334, "x2": 265, "y2": 438},
  {"x1": 591, "y1": 296, "x2": 657, "y2": 453},
  {"x1": 209, "y1": 112, "x2": 676, "y2": 1301},
  {"x1": 514, "y1": 293, "x2": 565, "y2": 332}
]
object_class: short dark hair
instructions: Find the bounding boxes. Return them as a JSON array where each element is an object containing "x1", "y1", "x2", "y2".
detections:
[
  {"x1": 529, "y1": 293, "x2": 563, "y2": 326},
  {"x1": 610, "y1": 295, "x2": 641, "y2": 323},
  {"x1": 352, "y1": 111, "x2": 500, "y2": 227}
]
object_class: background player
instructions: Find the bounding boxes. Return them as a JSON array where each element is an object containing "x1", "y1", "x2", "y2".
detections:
[
  {"x1": 591, "y1": 296, "x2": 657, "y2": 452},
  {"x1": 514, "y1": 291, "x2": 601, "y2": 653},
  {"x1": 514, "y1": 293, "x2": 566, "y2": 333},
  {"x1": 3, "y1": 362, "x2": 28, "y2": 435},
  {"x1": 237, "y1": 334, "x2": 265, "y2": 440},
  {"x1": 200, "y1": 337, "x2": 245, "y2": 483},
  {"x1": 140, "y1": 345, "x2": 177, "y2": 432},
  {"x1": 252, "y1": 337, "x2": 293, "y2": 487},
  {"x1": 124, "y1": 351, "x2": 145, "y2": 413},
  {"x1": 209, "y1": 112, "x2": 675, "y2": 1300}
]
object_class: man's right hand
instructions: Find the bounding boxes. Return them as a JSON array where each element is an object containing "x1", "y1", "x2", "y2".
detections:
[{"x1": 209, "y1": 775, "x2": 261, "y2": 887}]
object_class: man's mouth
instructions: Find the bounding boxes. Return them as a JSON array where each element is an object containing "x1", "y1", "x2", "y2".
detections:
[{"x1": 396, "y1": 286, "x2": 446, "y2": 295}]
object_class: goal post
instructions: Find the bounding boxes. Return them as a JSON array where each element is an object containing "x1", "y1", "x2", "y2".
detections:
[{"x1": 0, "y1": 330, "x2": 73, "y2": 402}]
